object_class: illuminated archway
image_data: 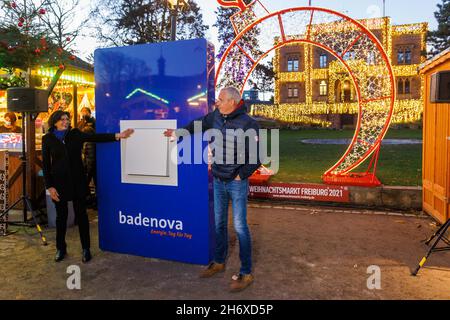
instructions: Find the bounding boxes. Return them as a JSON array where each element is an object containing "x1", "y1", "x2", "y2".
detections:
[{"x1": 215, "y1": 0, "x2": 396, "y2": 186}]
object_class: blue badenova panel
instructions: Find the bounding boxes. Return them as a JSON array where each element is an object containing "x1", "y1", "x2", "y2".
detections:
[{"x1": 95, "y1": 39, "x2": 215, "y2": 264}]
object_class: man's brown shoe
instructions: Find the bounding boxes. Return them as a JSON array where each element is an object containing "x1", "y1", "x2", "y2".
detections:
[
  {"x1": 200, "y1": 262, "x2": 225, "y2": 278},
  {"x1": 229, "y1": 273, "x2": 254, "y2": 292}
]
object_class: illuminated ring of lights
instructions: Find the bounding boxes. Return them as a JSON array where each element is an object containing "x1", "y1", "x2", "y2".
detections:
[{"x1": 215, "y1": 6, "x2": 396, "y2": 177}]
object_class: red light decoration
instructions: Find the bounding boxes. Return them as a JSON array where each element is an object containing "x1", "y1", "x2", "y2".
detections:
[
  {"x1": 217, "y1": 0, "x2": 248, "y2": 11},
  {"x1": 215, "y1": 0, "x2": 396, "y2": 187}
]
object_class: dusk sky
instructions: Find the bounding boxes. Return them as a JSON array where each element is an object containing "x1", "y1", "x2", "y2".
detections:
[{"x1": 75, "y1": 0, "x2": 442, "y2": 59}]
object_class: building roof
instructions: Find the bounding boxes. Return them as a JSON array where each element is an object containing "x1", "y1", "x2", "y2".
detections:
[
  {"x1": 67, "y1": 55, "x2": 93, "y2": 73},
  {"x1": 420, "y1": 47, "x2": 450, "y2": 74}
]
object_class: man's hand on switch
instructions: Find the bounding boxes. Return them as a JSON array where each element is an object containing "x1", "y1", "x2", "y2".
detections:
[
  {"x1": 163, "y1": 129, "x2": 176, "y2": 142},
  {"x1": 163, "y1": 129, "x2": 174, "y2": 137}
]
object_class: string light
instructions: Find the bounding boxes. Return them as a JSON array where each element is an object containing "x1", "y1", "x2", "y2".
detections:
[
  {"x1": 187, "y1": 91, "x2": 207, "y2": 102},
  {"x1": 251, "y1": 99, "x2": 422, "y2": 124},
  {"x1": 36, "y1": 68, "x2": 95, "y2": 86},
  {"x1": 269, "y1": 18, "x2": 427, "y2": 126},
  {"x1": 125, "y1": 88, "x2": 169, "y2": 104}
]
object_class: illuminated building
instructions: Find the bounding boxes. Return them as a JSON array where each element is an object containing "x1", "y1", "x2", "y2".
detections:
[{"x1": 257, "y1": 17, "x2": 428, "y2": 128}]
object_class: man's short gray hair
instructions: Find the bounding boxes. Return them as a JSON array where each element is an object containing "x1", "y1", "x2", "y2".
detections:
[{"x1": 221, "y1": 87, "x2": 242, "y2": 104}]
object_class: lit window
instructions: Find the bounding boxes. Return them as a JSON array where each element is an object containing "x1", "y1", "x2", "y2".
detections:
[
  {"x1": 288, "y1": 86, "x2": 299, "y2": 98},
  {"x1": 319, "y1": 80, "x2": 327, "y2": 96}
]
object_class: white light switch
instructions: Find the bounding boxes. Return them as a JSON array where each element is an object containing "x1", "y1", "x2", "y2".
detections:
[
  {"x1": 125, "y1": 128, "x2": 169, "y2": 177},
  {"x1": 120, "y1": 120, "x2": 178, "y2": 186}
]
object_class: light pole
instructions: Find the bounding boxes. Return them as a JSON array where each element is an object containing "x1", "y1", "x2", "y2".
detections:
[{"x1": 168, "y1": 0, "x2": 187, "y2": 41}]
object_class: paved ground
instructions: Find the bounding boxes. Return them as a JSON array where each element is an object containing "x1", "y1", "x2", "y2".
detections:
[{"x1": 1, "y1": 203, "x2": 450, "y2": 300}]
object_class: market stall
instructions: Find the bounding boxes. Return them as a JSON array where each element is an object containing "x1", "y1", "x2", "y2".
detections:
[{"x1": 0, "y1": 60, "x2": 95, "y2": 213}]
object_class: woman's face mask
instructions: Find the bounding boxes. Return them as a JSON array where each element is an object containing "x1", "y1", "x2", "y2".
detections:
[{"x1": 4, "y1": 121, "x2": 11, "y2": 126}]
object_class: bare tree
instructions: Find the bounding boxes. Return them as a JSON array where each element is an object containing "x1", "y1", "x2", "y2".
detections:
[
  {"x1": 89, "y1": 0, "x2": 208, "y2": 47},
  {"x1": 38, "y1": 0, "x2": 88, "y2": 52}
]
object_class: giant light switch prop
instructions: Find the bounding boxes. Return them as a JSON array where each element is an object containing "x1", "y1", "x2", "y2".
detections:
[
  {"x1": 95, "y1": 39, "x2": 215, "y2": 264},
  {"x1": 120, "y1": 120, "x2": 177, "y2": 186}
]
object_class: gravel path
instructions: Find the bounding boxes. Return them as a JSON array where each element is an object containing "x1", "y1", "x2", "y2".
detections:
[{"x1": 1, "y1": 204, "x2": 449, "y2": 300}]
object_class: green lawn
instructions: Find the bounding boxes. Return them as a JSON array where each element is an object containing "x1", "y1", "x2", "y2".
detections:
[{"x1": 267, "y1": 129, "x2": 422, "y2": 186}]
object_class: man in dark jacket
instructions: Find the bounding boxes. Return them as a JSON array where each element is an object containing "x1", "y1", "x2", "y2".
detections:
[{"x1": 165, "y1": 87, "x2": 261, "y2": 292}]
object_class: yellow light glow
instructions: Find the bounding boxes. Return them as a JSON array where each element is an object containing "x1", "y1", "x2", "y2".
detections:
[
  {"x1": 35, "y1": 68, "x2": 95, "y2": 86},
  {"x1": 272, "y1": 18, "x2": 427, "y2": 127}
]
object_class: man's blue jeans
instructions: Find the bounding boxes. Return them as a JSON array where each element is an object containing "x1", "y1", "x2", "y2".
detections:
[{"x1": 213, "y1": 177, "x2": 252, "y2": 275}]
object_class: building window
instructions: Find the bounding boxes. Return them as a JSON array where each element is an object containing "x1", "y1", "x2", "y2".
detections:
[
  {"x1": 367, "y1": 52, "x2": 376, "y2": 65},
  {"x1": 287, "y1": 56, "x2": 299, "y2": 72},
  {"x1": 398, "y1": 79, "x2": 404, "y2": 94},
  {"x1": 319, "y1": 80, "x2": 327, "y2": 96},
  {"x1": 288, "y1": 85, "x2": 299, "y2": 98},
  {"x1": 319, "y1": 54, "x2": 328, "y2": 68},
  {"x1": 397, "y1": 48, "x2": 413, "y2": 64},
  {"x1": 405, "y1": 49, "x2": 412, "y2": 64},
  {"x1": 397, "y1": 51, "x2": 404, "y2": 64},
  {"x1": 343, "y1": 51, "x2": 355, "y2": 61},
  {"x1": 397, "y1": 78, "x2": 411, "y2": 94},
  {"x1": 404, "y1": 79, "x2": 411, "y2": 94}
]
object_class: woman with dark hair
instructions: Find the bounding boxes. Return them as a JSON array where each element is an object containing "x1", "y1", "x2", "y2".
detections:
[
  {"x1": 0, "y1": 112, "x2": 21, "y2": 133},
  {"x1": 42, "y1": 110, "x2": 134, "y2": 263}
]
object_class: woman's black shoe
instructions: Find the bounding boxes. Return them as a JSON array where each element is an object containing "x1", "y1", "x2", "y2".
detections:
[
  {"x1": 82, "y1": 249, "x2": 92, "y2": 263},
  {"x1": 55, "y1": 250, "x2": 66, "y2": 262}
]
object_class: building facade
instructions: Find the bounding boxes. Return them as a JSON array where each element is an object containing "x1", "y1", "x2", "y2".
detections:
[{"x1": 262, "y1": 18, "x2": 428, "y2": 128}]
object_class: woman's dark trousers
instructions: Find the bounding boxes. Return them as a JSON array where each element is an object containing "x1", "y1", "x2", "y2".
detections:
[{"x1": 54, "y1": 198, "x2": 90, "y2": 252}]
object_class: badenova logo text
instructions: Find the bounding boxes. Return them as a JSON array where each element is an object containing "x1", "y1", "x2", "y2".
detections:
[{"x1": 119, "y1": 211, "x2": 183, "y2": 231}]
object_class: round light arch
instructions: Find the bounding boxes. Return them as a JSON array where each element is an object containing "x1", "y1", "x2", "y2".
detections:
[{"x1": 215, "y1": 1, "x2": 396, "y2": 186}]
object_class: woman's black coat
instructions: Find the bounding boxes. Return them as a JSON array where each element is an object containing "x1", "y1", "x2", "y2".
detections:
[{"x1": 42, "y1": 127, "x2": 116, "y2": 201}]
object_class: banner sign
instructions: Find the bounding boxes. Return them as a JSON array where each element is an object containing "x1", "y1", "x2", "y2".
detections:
[
  {"x1": 0, "y1": 133, "x2": 22, "y2": 144},
  {"x1": 0, "y1": 151, "x2": 9, "y2": 235},
  {"x1": 249, "y1": 182, "x2": 349, "y2": 203}
]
